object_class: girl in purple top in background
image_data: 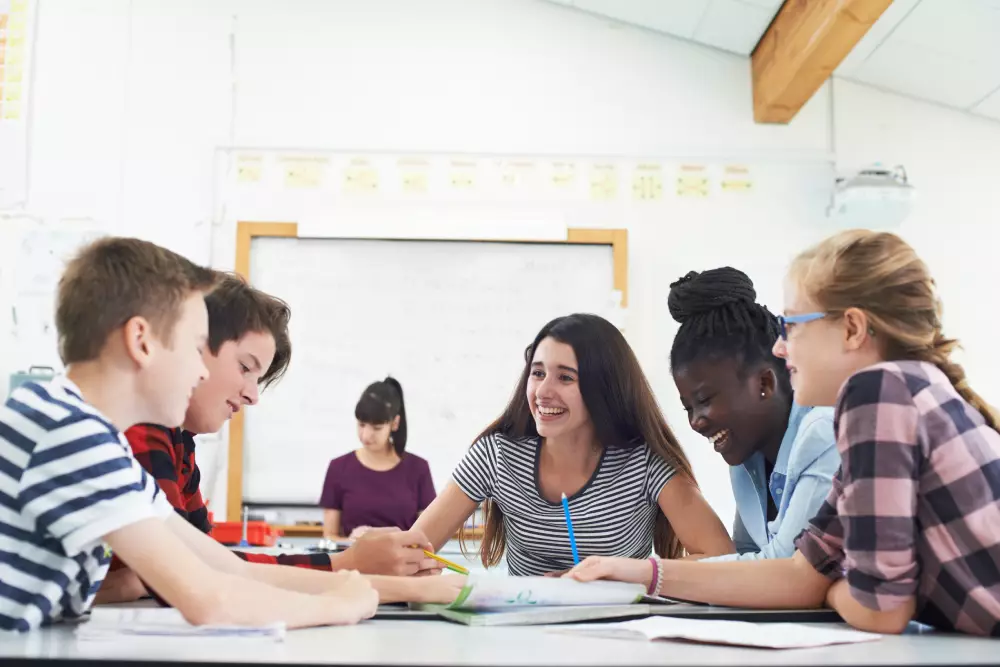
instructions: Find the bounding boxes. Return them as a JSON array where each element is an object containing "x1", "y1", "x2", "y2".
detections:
[{"x1": 320, "y1": 377, "x2": 436, "y2": 541}]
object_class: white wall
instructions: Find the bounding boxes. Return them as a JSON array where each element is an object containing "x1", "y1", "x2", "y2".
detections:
[
  {"x1": 3, "y1": 0, "x2": 996, "y2": 527},
  {"x1": 831, "y1": 79, "x2": 1000, "y2": 410}
]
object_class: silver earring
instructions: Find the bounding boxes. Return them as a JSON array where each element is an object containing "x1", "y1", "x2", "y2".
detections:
[{"x1": 761, "y1": 391, "x2": 766, "y2": 398}]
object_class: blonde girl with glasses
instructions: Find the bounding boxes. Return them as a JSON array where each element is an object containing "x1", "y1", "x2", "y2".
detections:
[{"x1": 564, "y1": 230, "x2": 1000, "y2": 637}]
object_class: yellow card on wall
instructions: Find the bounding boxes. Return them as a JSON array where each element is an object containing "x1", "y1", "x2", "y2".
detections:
[
  {"x1": 449, "y1": 160, "x2": 478, "y2": 190},
  {"x1": 499, "y1": 160, "x2": 538, "y2": 189},
  {"x1": 721, "y1": 165, "x2": 753, "y2": 193},
  {"x1": 9, "y1": 13, "x2": 27, "y2": 34},
  {"x1": 343, "y1": 158, "x2": 379, "y2": 195},
  {"x1": 398, "y1": 158, "x2": 430, "y2": 194},
  {"x1": 677, "y1": 164, "x2": 709, "y2": 198},
  {"x1": 590, "y1": 164, "x2": 618, "y2": 200},
  {"x1": 3, "y1": 64, "x2": 23, "y2": 83},
  {"x1": 631, "y1": 163, "x2": 663, "y2": 201},
  {"x1": 550, "y1": 161, "x2": 577, "y2": 189},
  {"x1": 235, "y1": 155, "x2": 263, "y2": 183},
  {"x1": 282, "y1": 156, "x2": 327, "y2": 189}
]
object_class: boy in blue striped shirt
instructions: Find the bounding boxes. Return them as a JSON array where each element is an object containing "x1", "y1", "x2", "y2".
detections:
[{"x1": 0, "y1": 237, "x2": 378, "y2": 632}]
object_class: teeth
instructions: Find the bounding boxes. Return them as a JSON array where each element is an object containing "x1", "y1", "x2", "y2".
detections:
[
  {"x1": 538, "y1": 406, "x2": 566, "y2": 415},
  {"x1": 708, "y1": 430, "x2": 729, "y2": 444}
]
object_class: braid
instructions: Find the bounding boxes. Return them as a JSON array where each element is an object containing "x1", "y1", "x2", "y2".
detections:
[
  {"x1": 913, "y1": 335, "x2": 999, "y2": 432},
  {"x1": 668, "y1": 268, "x2": 789, "y2": 393}
]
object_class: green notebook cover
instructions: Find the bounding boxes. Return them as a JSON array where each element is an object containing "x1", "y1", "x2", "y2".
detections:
[{"x1": 415, "y1": 603, "x2": 651, "y2": 627}]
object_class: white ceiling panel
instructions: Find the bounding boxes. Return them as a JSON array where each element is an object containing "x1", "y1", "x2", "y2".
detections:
[
  {"x1": 847, "y1": 37, "x2": 1000, "y2": 109},
  {"x1": 850, "y1": 39, "x2": 1000, "y2": 109},
  {"x1": 835, "y1": 0, "x2": 923, "y2": 76},
  {"x1": 887, "y1": 0, "x2": 1000, "y2": 63},
  {"x1": 738, "y1": 0, "x2": 784, "y2": 9},
  {"x1": 971, "y1": 86, "x2": 1000, "y2": 121},
  {"x1": 693, "y1": 0, "x2": 780, "y2": 55},
  {"x1": 567, "y1": 0, "x2": 709, "y2": 39},
  {"x1": 542, "y1": 0, "x2": 782, "y2": 55}
]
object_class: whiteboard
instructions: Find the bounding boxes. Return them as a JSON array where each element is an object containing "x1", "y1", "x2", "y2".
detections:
[{"x1": 244, "y1": 237, "x2": 619, "y2": 504}]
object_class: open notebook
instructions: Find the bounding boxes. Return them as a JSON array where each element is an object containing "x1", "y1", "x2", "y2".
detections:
[
  {"x1": 76, "y1": 608, "x2": 285, "y2": 641},
  {"x1": 413, "y1": 574, "x2": 654, "y2": 626},
  {"x1": 551, "y1": 616, "x2": 883, "y2": 649}
]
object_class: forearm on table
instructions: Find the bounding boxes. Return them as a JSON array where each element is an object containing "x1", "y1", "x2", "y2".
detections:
[
  {"x1": 659, "y1": 551, "x2": 832, "y2": 609},
  {"x1": 239, "y1": 559, "x2": 342, "y2": 594},
  {"x1": 364, "y1": 575, "x2": 418, "y2": 604},
  {"x1": 826, "y1": 580, "x2": 915, "y2": 634},
  {"x1": 184, "y1": 571, "x2": 348, "y2": 628}
]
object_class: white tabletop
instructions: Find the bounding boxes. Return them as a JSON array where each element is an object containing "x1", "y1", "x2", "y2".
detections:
[{"x1": 2, "y1": 616, "x2": 997, "y2": 666}]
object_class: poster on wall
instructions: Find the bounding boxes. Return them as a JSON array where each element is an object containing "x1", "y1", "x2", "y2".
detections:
[{"x1": 0, "y1": 0, "x2": 36, "y2": 209}]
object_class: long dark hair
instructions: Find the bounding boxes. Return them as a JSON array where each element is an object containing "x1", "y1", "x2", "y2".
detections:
[
  {"x1": 354, "y1": 376, "x2": 407, "y2": 455},
  {"x1": 460, "y1": 313, "x2": 696, "y2": 567}
]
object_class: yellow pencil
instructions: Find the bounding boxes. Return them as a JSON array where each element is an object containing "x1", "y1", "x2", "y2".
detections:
[{"x1": 423, "y1": 550, "x2": 469, "y2": 575}]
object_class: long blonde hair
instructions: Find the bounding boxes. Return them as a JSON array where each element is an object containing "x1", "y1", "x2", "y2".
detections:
[
  {"x1": 789, "y1": 230, "x2": 998, "y2": 431},
  {"x1": 459, "y1": 314, "x2": 694, "y2": 567}
]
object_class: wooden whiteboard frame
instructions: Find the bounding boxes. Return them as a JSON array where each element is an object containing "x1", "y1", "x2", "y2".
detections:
[{"x1": 226, "y1": 221, "x2": 629, "y2": 525}]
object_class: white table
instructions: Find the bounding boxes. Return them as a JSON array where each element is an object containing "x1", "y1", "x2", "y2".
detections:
[{"x1": 2, "y1": 616, "x2": 997, "y2": 667}]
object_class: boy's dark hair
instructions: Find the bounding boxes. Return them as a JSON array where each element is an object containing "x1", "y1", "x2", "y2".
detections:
[
  {"x1": 57, "y1": 237, "x2": 218, "y2": 364},
  {"x1": 667, "y1": 267, "x2": 791, "y2": 395},
  {"x1": 355, "y1": 377, "x2": 407, "y2": 455},
  {"x1": 205, "y1": 273, "x2": 292, "y2": 389}
]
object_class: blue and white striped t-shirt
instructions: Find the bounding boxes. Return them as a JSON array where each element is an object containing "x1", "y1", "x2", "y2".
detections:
[{"x1": 0, "y1": 376, "x2": 172, "y2": 632}]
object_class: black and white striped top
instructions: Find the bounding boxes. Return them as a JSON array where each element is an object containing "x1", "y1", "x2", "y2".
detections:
[{"x1": 453, "y1": 433, "x2": 676, "y2": 576}]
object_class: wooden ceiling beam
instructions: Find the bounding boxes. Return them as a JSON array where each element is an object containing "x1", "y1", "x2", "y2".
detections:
[{"x1": 751, "y1": 0, "x2": 894, "y2": 123}]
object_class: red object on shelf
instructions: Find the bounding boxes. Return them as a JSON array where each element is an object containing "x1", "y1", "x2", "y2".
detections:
[{"x1": 209, "y1": 521, "x2": 283, "y2": 547}]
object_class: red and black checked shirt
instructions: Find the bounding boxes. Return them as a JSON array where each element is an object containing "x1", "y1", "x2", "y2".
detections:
[
  {"x1": 123, "y1": 424, "x2": 331, "y2": 571},
  {"x1": 795, "y1": 361, "x2": 1000, "y2": 637}
]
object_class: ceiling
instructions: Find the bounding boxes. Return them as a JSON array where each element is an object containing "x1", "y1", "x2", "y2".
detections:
[{"x1": 544, "y1": 0, "x2": 1000, "y2": 123}]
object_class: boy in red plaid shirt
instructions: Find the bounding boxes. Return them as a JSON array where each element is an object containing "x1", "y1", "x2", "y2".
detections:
[{"x1": 99, "y1": 274, "x2": 450, "y2": 605}]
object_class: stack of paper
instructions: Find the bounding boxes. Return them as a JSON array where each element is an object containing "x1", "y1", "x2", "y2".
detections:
[
  {"x1": 552, "y1": 616, "x2": 883, "y2": 649},
  {"x1": 76, "y1": 608, "x2": 285, "y2": 642}
]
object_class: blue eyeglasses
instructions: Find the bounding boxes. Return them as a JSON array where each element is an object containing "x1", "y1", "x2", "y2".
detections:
[{"x1": 777, "y1": 312, "x2": 826, "y2": 340}]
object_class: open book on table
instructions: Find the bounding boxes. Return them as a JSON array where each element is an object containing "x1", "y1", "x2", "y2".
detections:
[{"x1": 413, "y1": 573, "x2": 656, "y2": 626}]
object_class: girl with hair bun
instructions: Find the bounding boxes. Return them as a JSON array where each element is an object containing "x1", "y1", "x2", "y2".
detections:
[
  {"x1": 667, "y1": 267, "x2": 838, "y2": 561},
  {"x1": 320, "y1": 377, "x2": 436, "y2": 541},
  {"x1": 565, "y1": 232, "x2": 1000, "y2": 637}
]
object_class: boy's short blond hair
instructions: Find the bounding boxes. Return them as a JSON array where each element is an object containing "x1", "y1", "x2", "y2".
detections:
[{"x1": 56, "y1": 237, "x2": 219, "y2": 364}]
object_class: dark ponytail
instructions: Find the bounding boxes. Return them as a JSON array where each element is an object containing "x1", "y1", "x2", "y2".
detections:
[{"x1": 354, "y1": 376, "x2": 408, "y2": 455}]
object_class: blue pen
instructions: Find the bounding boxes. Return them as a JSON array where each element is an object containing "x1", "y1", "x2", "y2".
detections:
[{"x1": 561, "y1": 492, "x2": 580, "y2": 565}]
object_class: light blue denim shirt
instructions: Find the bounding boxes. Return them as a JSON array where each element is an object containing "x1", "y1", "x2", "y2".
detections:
[{"x1": 704, "y1": 403, "x2": 838, "y2": 562}]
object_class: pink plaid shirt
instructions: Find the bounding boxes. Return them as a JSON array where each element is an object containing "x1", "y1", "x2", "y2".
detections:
[{"x1": 796, "y1": 361, "x2": 1000, "y2": 637}]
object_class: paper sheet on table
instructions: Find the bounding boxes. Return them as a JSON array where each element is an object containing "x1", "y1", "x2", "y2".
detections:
[
  {"x1": 75, "y1": 608, "x2": 285, "y2": 641},
  {"x1": 448, "y1": 573, "x2": 646, "y2": 610},
  {"x1": 551, "y1": 616, "x2": 882, "y2": 649}
]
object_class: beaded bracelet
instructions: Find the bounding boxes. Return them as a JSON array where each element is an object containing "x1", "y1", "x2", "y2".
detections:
[{"x1": 647, "y1": 557, "x2": 663, "y2": 596}]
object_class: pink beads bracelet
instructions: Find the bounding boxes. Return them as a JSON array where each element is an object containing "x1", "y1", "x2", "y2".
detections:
[{"x1": 647, "y1": 557, "x2": 663, "y2": 596}]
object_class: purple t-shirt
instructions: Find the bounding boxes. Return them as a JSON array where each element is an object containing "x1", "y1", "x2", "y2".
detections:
[{"x1": 319, "y1": 452, "x2": 437, "y2": 536}]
